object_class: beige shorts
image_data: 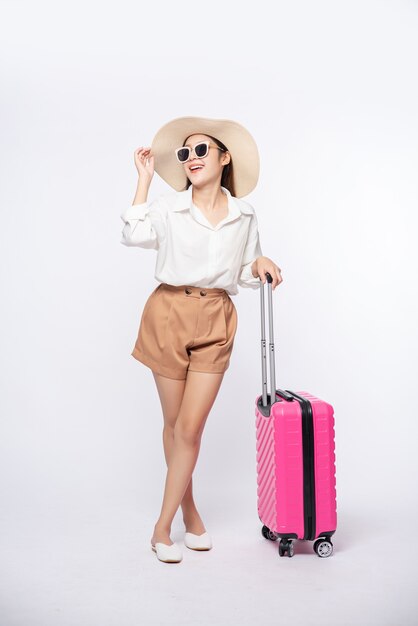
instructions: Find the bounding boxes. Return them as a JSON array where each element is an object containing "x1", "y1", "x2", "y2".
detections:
[{"x1": 131, "y1": 282, "x2": 238, "y2": 380}]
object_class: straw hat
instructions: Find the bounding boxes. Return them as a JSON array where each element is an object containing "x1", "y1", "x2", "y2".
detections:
[{"x1": 150, "y1": 116, "x2": 260, "y2": 198}]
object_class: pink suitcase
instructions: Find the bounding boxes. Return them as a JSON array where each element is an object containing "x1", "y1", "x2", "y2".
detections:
[{"x1": 255, "y1": 273, "x2": 337, "y2": 558}]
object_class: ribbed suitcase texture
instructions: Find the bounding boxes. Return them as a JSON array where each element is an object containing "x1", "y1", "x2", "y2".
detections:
[{"x1": 255, "y1": 274, "x2": 337, "y2": 558}]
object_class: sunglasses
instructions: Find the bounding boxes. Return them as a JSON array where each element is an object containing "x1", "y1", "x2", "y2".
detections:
[{"x1": 174, "y1": 141, "x2": 226, "y2": 163}]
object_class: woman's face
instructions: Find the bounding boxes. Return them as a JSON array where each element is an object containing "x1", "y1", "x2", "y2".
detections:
[{"x1": 181, "y1": 133, "x2": 230, "y2": 188}]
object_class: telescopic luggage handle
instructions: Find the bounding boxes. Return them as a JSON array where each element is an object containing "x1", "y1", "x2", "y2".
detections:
[
  {"x1": 259, "y1": 272, "x2": 293, "y2": 408},
  {"x1": 259, "y1": 272, "x2": 275, "y2": 408}
]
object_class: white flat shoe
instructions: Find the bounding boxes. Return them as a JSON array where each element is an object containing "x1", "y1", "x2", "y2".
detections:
[
  {"x1": 184, "y1": 531, "x2": 213, "y2": 551},
  {"x1": 151, "y1": 542, "x2": 183, "y2": 563}
]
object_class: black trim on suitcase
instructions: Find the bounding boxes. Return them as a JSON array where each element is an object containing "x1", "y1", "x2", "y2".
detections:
[
  {"x1": 275, "y1": 389, "x2": 295, "y2": 402},
  {"x1": 285, "y1": 391, "x2": 316, "y2": 541},
  {"x1": 277, "y1": 533, "x2": 298, "y2": 540}
]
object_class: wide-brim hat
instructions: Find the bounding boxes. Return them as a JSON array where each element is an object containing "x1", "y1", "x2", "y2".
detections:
[{"x1": 150, "y1": 116, "x2": 260, "y2": 198}]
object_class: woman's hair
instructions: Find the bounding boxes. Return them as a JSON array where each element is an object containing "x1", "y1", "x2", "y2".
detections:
[{"x1": 183, "y1": 134, "x2": 236, "y2": 197}]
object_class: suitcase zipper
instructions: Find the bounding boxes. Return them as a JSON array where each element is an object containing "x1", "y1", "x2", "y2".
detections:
[{"x1": 285, "y1": 391, "x2": 316, "y2": 541}]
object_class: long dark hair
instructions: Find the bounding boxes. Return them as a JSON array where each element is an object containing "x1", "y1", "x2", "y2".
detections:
[{"x1": 183, "y1": 134, "x2": 236, "y2": 197}]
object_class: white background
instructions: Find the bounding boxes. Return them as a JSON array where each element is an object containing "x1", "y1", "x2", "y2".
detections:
[{"x1": 1, "y1": 0, "x2": 417, "y2": 624}]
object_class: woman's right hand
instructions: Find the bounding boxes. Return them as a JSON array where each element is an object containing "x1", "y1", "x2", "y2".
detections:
[{"x1": 134, "y1": 146, "x2": 154, "y2": 183}]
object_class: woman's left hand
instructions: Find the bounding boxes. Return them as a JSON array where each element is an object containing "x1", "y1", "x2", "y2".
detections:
[{"x1": 251, "y1": 256, "x2": 283, "y2": 290}]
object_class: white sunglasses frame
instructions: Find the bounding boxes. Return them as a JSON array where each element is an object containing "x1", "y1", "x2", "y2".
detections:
[{"x1": 174, "y1": 141, "x2": 226, "y2": 164}]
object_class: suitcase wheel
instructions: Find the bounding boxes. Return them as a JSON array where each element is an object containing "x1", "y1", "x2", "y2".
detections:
[
  {"x1": 278, "y1": 538, "x2": 294, "y2": 557},
  {"x1": 313, "y1": 538, "x2": 333, "y2": 558},
  {"x1": 261, "y1": 525, "x2": 279, "y2": 541}
]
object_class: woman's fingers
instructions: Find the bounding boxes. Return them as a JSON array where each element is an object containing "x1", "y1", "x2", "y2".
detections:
[
  {"x1": 262, "y1": 265, "x2": 283, "y2": 290},
  {"x1": 134, "y1": 147, "x2": 154, "y2": 167},
  {"x1": 135, "y1": 146, "x2": 152, "y2": 158},
  {"x1": 134, "y1": 147, "x2": 155, "y2": 179},
  {"x1": 271, "y1": 267, "x2": 282, "y2": 290}
]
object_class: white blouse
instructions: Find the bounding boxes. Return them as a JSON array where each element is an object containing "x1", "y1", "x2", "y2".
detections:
[{"x1": 120, "y1": 184, "x2": 263, "y2": 296}]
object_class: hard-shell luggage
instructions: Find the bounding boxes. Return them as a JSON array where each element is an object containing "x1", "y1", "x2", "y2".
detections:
[{"x1": 255, "y1": 272, "x2": 337, "y2": 558}]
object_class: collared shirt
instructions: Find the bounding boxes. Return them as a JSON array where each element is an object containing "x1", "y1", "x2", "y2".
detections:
[{"x1": 120, "y1": 184, "x2": 263, "y2": 295}]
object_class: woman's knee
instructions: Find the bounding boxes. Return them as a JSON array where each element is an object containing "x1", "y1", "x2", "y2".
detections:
[
  {"x1": 173, "y1": 419, "x2": 202, "y2": 447},
  {"x1": 163, "y1": 423, "x2": 175, "y2": 439},
  {"x1": 162, "y1": 413, "x2": 179, "y2": 431}
]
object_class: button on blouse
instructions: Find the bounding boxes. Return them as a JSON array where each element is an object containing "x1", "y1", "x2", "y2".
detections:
[{"x1": 120, "y1": 184, "x2": 263, "y2": 295}]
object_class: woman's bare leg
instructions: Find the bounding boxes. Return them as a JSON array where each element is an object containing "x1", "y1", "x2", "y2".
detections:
[
  {"x1": 151, "y1": 370, "x2": 225, "y2": 546},
  {"x1": 151, "y1": 371, "x2": 206, "y2": 536}
]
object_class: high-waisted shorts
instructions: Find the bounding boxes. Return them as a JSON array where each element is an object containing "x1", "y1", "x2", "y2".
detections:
[{"x1": 131, "y1": 283, "x2": 238, "y2": 380}]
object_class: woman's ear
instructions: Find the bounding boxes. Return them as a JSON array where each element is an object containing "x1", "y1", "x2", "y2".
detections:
[{"x1": 222, "y1": 151, "x2": 231, "y2": 166}]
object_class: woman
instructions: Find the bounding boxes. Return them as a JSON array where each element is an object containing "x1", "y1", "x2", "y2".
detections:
[{"x1": 120, "y1": 116, "x2": 283, "y2": 563}]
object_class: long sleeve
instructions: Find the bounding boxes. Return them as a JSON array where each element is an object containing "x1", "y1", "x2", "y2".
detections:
[
  {"x1": 237, "y1": 212, "x2": 263, "y2": 289},
  {"x1": 120, "y1": 196, "x2": 167, "y2": 250}
]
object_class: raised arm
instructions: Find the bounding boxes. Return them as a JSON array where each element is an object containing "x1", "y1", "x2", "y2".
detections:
[
  {"x1": 120, "y1": 146, "x2": 167, "y2": 249},
  {"x1": 120, "y1": 189, "x2": 168, "y2": 249}
]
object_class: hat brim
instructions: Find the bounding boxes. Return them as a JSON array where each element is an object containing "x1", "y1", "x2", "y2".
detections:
[{"x1": 150, "y1": 116, "x2": 259, "y2": 198}]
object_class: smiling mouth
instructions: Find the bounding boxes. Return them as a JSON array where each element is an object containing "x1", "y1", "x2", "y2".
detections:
[{"x1": 189, "y1": 165, "x2": 204, "y2": 172}]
